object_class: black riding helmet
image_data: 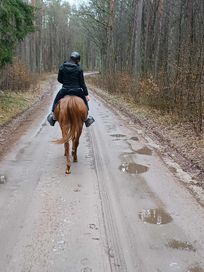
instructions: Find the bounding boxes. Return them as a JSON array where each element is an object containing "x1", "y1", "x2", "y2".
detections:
[{"x1": 70, "y1": 51, "x2": 80, "y2": 62}]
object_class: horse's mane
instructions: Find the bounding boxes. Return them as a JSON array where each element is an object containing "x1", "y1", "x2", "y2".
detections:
[{"x1": 54, "y1": 96, "x2": 88, "y2": 144}]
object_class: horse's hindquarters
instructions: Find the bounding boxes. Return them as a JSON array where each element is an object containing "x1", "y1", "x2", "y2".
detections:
[{"x1": 55, "y1": 96, "x2": 87, "y2": 174}]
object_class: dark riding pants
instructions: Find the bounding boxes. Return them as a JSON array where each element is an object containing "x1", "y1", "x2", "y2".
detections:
[{"x1": 52, "y1": 87, "x2": 89, "y2": 112}]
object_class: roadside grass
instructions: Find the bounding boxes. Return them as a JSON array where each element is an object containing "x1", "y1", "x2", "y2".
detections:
[
  {"x1": 0, "y1": 73, "x2": 55, "y2": 126},
  {"x1": 0, "y1": 91, "x2": 35, "y2": 126}
]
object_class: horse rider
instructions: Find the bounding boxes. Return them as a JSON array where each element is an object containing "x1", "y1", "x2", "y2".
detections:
[{"x1": 47, "y1": 51, "x2": 95, "y2": 127}]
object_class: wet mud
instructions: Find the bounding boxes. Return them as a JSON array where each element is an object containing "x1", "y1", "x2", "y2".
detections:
[
  {"x1": 138, "y1": 208, "x2": 173, "y2": 225},
  {"x1": 188, "y1": 267, "x2": 204, "y2": 272},
  {"x1": 167, "y1": 240, "x2": 196, "y2": 252}
]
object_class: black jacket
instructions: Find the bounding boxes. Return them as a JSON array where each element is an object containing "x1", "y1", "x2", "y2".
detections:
[{"x1": 57, "y1": 61, "x2": 88, "y2": 96}]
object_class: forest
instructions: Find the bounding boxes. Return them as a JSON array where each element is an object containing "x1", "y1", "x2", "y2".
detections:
[{"x1": 0, "y1": 0, "x2": 204, "y2": 132}]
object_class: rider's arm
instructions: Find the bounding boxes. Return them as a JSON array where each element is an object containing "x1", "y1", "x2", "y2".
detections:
[
  {"x1": 79, "y1": 70, "x2": 88, "y2": 96},
  {"x1": 57, "y1": 65, "x2": 63, "y2": 84}
]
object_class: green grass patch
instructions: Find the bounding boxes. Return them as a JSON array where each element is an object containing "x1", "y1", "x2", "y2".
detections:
[{"x1": 0, "y1": 92, "x2": 34, "y2": 126}]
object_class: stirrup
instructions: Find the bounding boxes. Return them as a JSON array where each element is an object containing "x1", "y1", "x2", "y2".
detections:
[
  {"x1": 47, "y1": 113, "x2": 56, "y2": 126},
  {"x1": 85, "y1": 116, "x2": 95, "y2": 127}
]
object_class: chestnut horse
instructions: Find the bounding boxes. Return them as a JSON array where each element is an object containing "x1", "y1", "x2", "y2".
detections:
[{"x1": 54, "y1": 96, "x2": 88, "y2": 174}]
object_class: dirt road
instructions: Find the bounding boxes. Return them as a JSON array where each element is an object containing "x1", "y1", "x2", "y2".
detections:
[{"x1": 0, "y1": 82, "x2": 204, "y2": 272}]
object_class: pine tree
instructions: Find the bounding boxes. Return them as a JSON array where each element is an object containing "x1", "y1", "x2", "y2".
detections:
[{"x1": 0, "y1": 0, "x2": 35, "y2": 67}]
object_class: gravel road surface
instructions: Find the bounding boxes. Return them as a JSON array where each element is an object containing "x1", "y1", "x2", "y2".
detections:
[{"x1": 0, "y1": 82, "x2": 204, "y2": 272}]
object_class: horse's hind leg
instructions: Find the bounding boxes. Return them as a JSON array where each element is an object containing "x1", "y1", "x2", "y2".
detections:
[
  {"x1": 72, "y1": 138, "x2": 79, "y2": 162},
  {"x1": 72, "y1": 128, "x2": 82, "y2": 162},
  {"x1": 64, "y1": 143, "x2": 67, "y2": 156},
  {"x1": 61, "y1": 128, "x2": 71, "y2": 174},
  {"x1": 65, "y1": 141, "x2": 71, "y2": 174},
  {"x1": 64, "y1": 142, "x2": 68, "y2": 157}
]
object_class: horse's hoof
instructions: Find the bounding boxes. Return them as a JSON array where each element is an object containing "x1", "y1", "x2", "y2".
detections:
[
  {"x1": 66, "y1": 169, "x2": 71, "y2": 174},
  {"x1": 73, "y1": 158, "x2": 78, "y2": 163}
]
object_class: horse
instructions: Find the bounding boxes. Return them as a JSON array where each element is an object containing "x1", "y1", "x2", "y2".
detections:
[{"x1": 54, "y1": 96, "x2": 88, "y2": 174}]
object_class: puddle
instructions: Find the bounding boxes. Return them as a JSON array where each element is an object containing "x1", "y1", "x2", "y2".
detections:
[
  {"x1": 130, "y1": 136, "x2": 139, "y2": 141},
  {"x1": 167, "y1": 240, "x2": 196, "y2": 252},
  {"x1": 188, "y1": 267, "x2": 204, "y2": 272},
  {"x1": 169, "y1": 166, "x2": 177, "y2": 174},
  {"x1": 0, "y1": 175, "x2": 7, "y2": 184},
  {"x1": 139, "y1": 208, "x2": 173, "y2": 224},
  {"x1": 136, "y1": 146, "x2": 152, "y2": 156},
  {"x1": 110, "y1": 134, "x2": 126, "y2": 138},
  {"x1": 119, "y1": 162, "x2": 148, "y2": 174}
]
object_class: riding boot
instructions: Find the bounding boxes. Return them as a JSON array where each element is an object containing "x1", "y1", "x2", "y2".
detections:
[
  {"x1": 47, "y1": 112, "x2": 56, "y2": 126},
  {"x1": 85, "y1": 116, "x2": 95, "y2": 127}
]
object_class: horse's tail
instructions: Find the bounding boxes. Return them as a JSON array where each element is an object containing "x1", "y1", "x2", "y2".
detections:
[{"x1": 54, "y1": 96, "x2": 86, "y2": 145}]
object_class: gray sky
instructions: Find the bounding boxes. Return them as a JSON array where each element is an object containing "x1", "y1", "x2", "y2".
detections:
[
  {"x1": 67, "y1": 0, "x2": 79, "y2": 5},
  {"x1": 66, "y1": 0, "x2": 88, "y2": 6}
]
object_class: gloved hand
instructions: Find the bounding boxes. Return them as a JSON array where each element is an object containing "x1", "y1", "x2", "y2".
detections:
[{"x1": 86, "y1": 95, "x2": 90, "y2": 102}]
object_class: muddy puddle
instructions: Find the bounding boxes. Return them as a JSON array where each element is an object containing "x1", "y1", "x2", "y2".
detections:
[
  {"x1": 110, "y1": 134, "x2": 126, "y2": 138},
  {"x1": 136, "y1": 146, "x2": 152, "y2": 156},
  {"x1": 138, "y1": 208, "x2": 173, "y2": 225},
  {"x1": 119, "y1": 162, "x2": 149, "y2": 174},
  {"x1": 130, "y1": 136, "x2": 139, "y2": 141},
  {"x1": 167, "y1": 240, "x2": 196, "y2": 252},
  {"x1": 169, "y1": 166, "x2": 177, "y2": 174}
]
